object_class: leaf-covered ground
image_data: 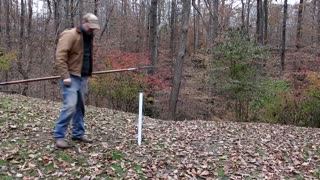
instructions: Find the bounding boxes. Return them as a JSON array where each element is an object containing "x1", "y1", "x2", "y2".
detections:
[{"x1": 0, "y1": 92, "x2": 320, "y2": 179}]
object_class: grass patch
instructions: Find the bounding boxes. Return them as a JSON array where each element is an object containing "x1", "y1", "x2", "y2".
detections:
[
  {"x1": 111, "y1": 163, "x2": 124, "y2": 174},
  {"x1": 111, "y1": 150, "x2": 124, "y2": 160},
  {"x1": 313, "y1": 172, "x2": 320, "y2": 179},
  {"x1": 97, "y1": 174, "x2": 113, "y2": 179},
  {"x1": 0, "y1": 118, "x2": 5, "y2": 125},
  {"x1": 295, "y1": 175, "x2": 304, "y2": 180},
  {"x1": 217, "y1": 168, "x2": 229, "y2": 179},
  {"x1": 132, "y1": 163, "x2": 143, "y2": 174},
  {"x1": 156, "y1": 143, "x2": 165, "y2": 148},
  {"x1": 0, "y1": 97, "x2": 12, "y2": 107},
  {"x1": 0, "y1": 160, "x2": 7, "y2": 165},
  {"x1": 57, "y1": 151, "x2": 75, "y2": 163},
  {"x1": 0, "y1": 176, "x2": 14, "y2": 180},
  {"x1": 44, "y1": 162, "x2": 56, "y2": 172},
  {"x1": 17, "y1": 151, "x2": 29, "y2": 160}
]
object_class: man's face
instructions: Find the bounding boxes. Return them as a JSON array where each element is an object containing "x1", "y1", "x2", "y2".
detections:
[{"x1": 82, "y1": 22, "x2": 95, "y2": 34}]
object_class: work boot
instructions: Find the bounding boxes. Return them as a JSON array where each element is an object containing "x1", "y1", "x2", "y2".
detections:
[
  {"x1": 71, "y1": 136, "x2": 93, "y2": 143},
  {"x1": 55, "y1": 139, "x2": 71, "y2": 149}
]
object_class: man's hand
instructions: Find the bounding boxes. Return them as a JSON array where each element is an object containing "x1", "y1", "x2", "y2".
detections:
[{"x1": 63, "y1": 78, "x2": 72, "y2": 86}]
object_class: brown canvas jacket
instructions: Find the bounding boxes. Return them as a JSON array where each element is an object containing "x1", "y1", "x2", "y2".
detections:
[{"x1": 55, "y1": 27, "x2": 93, "y2": 79}]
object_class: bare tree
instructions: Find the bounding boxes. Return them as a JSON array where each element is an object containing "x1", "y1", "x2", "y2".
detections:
[
  {"x1": 5, "y1": 0, "x2": 11, "y2": 49},
  {"x1": 27, "y1": 0, "x2": 33, "y2": 39},
  {"x1": 0, "y1": 1, "x2": 2, "y2": 45},
  {"x1": 169, "y1": 0, "x2": 191, "y2": 120},
  {"x1": 296, "y1": 0, "x2": 304, "y2": 49},
  {"x1": 135, "y1": 0, "x2": 144, "y2": 52},
  {"x1": 149, "y1": 0, "x2": 157, "y2": 73},
  {"x1": 213, "y1": 0, "x2": 219, "y2": 42},
  {"x1": 263, "y1": 0, "x2": 268, "y2": 44},
  {"x1": 79, "y1": 0, "x2": 83, "y2": 21},
  {"x1": 195, "y1": 0, "x2": 200, "y2": 49},
  {"x1": 317, "y1": 0, "x2": 320, "y2": 54},
  {"x1": 70, "y1": 0, "x2": 75, "y2": 27},
  {"x1": 311, "y1": 0, "x2": 316, "y2": 51},
  {"x1": 17, "y1": 0, "x2": 28, "y2": 95},
  {"x1": 281, "y1": 0, "x2": 288, "y2": 75},
  {"x1": 94, "y1": 0, "x2": 98, "y2": 15},
  {"x1": 65, "y1": 0, "x2": 71, "y2": 29},
  {"x1": 256, "y1": 0, "x2": 264, "y2": 44},
  {"x1": 120, "y1": 0, "x2": 125, "y2": 51},
  {"x1": 53, "y1": 0, "x2": 61, "y2": 37},
  {"x1": 246, "y1": 0, "x2": 252, "y2": 35},
  {"x1": 170, "y1": 0, "x2": 176, "y2": 56},
  {"x1": 241, "y1": 0, "x2": 245, "y2": 30},
  {"x1": 156, "y1": 0, "x2": 162, "y2": 62},
  {"x1": 99, "y1": 3, "x2": 114, "y2": 41}
]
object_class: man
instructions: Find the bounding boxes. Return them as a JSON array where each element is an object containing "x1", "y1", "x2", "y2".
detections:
[{"x1": 54, "y1": 13, "x2": 100, "y2": 148}]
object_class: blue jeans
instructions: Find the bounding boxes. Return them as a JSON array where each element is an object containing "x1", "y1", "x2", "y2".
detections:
[{"x1": 54, "y1": 75, "x2": 88, "y2": 140}]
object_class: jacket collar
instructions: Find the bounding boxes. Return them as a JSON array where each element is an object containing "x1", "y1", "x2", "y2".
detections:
[
  {"x1": 76, "y1": 27, "x2": 82, "y2": 33},
  {"x1": 76, "y1": 26, "x2": 94, "y2": 38}
]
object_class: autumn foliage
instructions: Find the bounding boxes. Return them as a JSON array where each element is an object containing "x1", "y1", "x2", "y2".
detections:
[
  {"x1": 105, "y1": 50, "x2": 170, "y2": 93},
  {"x1": 89, "y1": 50, "x2": 170, "y2": 113}
]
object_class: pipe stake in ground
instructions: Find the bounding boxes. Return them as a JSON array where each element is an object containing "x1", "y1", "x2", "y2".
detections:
[{"x1": 138, "y1": 92, "x2": 143, "y2": 145}]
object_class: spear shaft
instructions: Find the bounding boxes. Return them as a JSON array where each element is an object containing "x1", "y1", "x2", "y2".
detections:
[{"x1": 0, "y1": 66, "x2": 154, "y2": 86}]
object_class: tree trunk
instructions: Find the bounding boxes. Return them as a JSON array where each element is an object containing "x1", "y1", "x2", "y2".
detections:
[
  {"x1": 54, "y1": 0, "x2": 60, "y2": 37},
  {"x1": 317, "y1": 0, "x2": 320, "y2": 55},
  {"x1": 220, "y1": 0, "x2": 225, "y2": 30},
  {"x1": 18, "y1": 0, "x2": 28, "y2": 95},
  {"x1": 70, "y1": 0, "x2": 75, "y2": 27},
  {"x1": 141, "y1": 0, "x2": 146, "y2": 52},
  {"x1": 156, "y1": 0, "x2": 161, "y2": 63},
  {"x1": 41, "y1": 0, "x2": 52, "y2": 99},
  {"x1": 27, "y1": 0, "x2": 32, "y2": 39},
  {"x1": 0, "y1": 1, "x2": 2, "y2": 45},
  {"x1": 136, "y1": 0, "x2": 142, "y2": 52},
  {"x1": 100, "y1": 3, "x2": 114, "y2": 41},
  {"x1": 94, "y1": 0, "x2": 98, "y2": 15},
  {"x1": 281, "y1": 0, "x2": 288, "y2": 75},
  {"x1": 256, "y1": 0, "x2": 263, "y2": 44},
  {"x1": 79, "y1": 0, "x2": 83, "y2": 22},
  {"x1": 296, "y1": 0, "x2": 304, "y2": 49},
  {"x1": 149, "y1": 0, "x2": 157, "y2": 73},
  {"x1": 65, "y1": 0, "x2": 70, "y2": 29},
  {"x1": 263, "y1": 0, "x2": 268, "y2": 44},
  {"x1": 168, "y1": 0, "x2": 191, "y2": 120},
  {"x1": 246, "y1": 0, "x2": 251, "y2": 35},
  {"x1": 207, "y1": 0, "x2": 214, "y2": 48},
  {"x1": 311, "y1": 0, "x2": 316, "y2": 51},
  {"x1": 241, "y1": 0, "x2": 245, "y2": 30},
  {"x1": 213, "y1": 0, "x2": 219, "y2": 41},
  {"x1": 120, "y1": 0, "x2": 125, "y2": 51},
  {"x1": 5, "y1": 0, "x2": 11, "y2": 49},
  {"x1": 195, "y1": 0, "x2": 200, "y2": 49},
  {"x1": 170, "y1": 0, "x2": 176, "y2": 56}
]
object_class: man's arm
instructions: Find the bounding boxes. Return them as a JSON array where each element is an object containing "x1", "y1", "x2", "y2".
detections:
[{"x1": 55, "y1": 31, "x2": 74, "y2": 80}]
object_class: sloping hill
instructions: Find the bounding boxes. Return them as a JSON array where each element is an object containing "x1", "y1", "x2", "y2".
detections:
[{"x1": 0, "y1": 92, "x2": 319, "y2": 179}]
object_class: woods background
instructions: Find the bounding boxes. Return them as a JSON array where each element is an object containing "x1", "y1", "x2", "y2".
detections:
[{"x1": 1, "y1": 0, "x2": 320, "y2": 126}]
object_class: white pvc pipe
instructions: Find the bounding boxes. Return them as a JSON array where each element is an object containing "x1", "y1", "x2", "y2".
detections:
[{"x1": 138, "y1": 92, "x2": 143, "y2": 145}]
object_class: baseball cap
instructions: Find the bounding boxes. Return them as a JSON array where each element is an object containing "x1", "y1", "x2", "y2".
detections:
[{"x1": 83, "y1": 13, "x2": 100, "y2": 29}]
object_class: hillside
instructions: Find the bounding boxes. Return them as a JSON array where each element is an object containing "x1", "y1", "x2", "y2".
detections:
[
  {"x1": 0, "y1": 92, "x2": 320, "y2": 179},
  {"x1": 171, "y1": 49, "x2": 320, "y2": 121}
]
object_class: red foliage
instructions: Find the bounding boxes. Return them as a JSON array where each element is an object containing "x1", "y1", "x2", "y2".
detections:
[
  {"x1": 106, "y1": 50, "x2": 170, "y2": 93},
  {"x1": 106, "y1": 50, "x2": 150, "y2": 69}
]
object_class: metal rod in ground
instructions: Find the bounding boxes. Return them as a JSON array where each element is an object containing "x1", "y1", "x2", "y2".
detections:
[
  {"x1": 138, "y1": 92, "x2": 143, "y2": 145},
  {"x1": 0, "y1": 66, "x2": 154, "y2": 86}
]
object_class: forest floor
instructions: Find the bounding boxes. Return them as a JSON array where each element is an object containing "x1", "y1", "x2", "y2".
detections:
[{"x1": 0, "y1": 92, "x2": 320, "y2": 179}]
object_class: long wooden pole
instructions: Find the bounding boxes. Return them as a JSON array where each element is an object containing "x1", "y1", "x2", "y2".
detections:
[{"x1": 0, "y1": 66, "x2": 154, "y2": 86}]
